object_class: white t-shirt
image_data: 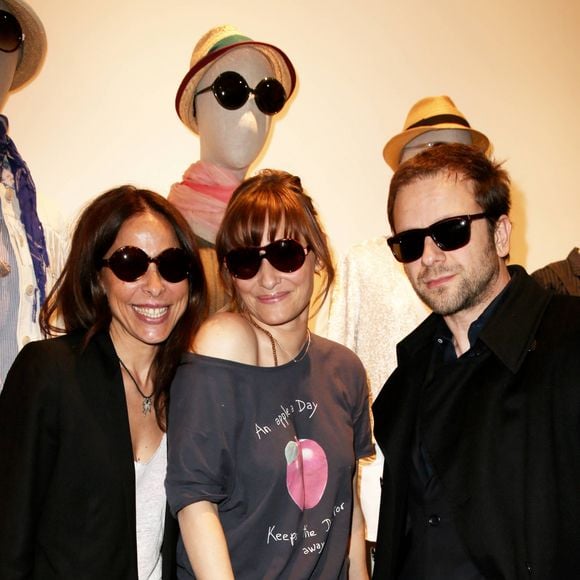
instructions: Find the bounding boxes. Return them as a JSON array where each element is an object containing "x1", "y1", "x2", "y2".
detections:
[{"x1": 135, "y1": 433, "x2": 167, "y2": 580}]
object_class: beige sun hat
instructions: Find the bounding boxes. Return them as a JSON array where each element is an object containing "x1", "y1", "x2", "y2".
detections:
[
  {"x1": 3, "y1": 0, "x2": 47, "y2": 91},
  {"x1": 176, "y1": 24, "x2": 296, "y2": 134},
  {"x1": 383, "y1": 95, "x2": 490, "y2": 170}
]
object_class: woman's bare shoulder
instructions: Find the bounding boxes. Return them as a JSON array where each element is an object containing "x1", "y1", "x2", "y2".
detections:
[{"x1": 192, "y1": 312, "x2": 258, "y2": 365}]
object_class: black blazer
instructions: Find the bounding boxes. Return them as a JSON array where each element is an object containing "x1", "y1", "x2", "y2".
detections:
[
  {"x1": 372, "y1": 267, "x2": 580, "y2": 579},
  {"x1": 0, "y1": 331, "x2": 177, "y2": 579}
]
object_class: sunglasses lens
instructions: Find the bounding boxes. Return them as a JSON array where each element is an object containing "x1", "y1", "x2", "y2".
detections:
[
  {"x1": 226, "y1": 240, "x2": 307, "y2": 279},
  {"x1": 213, "y1": 71, "x2": 249, "y2": 110},
  {"x1": 267, "y1": 239, "x2": 306, "y2": 272},
  {"x1": 156, "y1": 248, "x2": 190, "y2": 283},
  {"x1": 226, "y1": 247, "x2": 261, "y2": 280},
  {"x1": 0, "y1": 11, "x2": 22, "y2": 53},
  {"x1": 389, "y1": 232, "x2": 426, "y2": 263},
  {"x1": 432, "y1": 217, "x2": 470, "y2": 251},
  {"x1": 254, "y1": 78, "x2": 286, "y2": 115},
  {"x1": 106, "y1": 247, "x2": 149, "y2": 282},
  {"x1": 388, "y1": 216, "x2": 475, "y2": 263}
]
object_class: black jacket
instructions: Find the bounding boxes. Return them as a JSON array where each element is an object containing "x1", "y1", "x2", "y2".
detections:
[
  {"x1": 0, "y1": 331, "x2": 177, "y2": 579},
  {"x1": 372, "y1": 266, "x2": 580, "y2": 579}
]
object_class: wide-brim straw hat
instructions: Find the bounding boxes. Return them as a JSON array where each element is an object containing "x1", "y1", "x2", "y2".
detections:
[
  {"x1": 383, "y1": 95, "x2": 490, "y2": 170},
  {"x1": 176, "y1": 24, "x2": 296, "y2": 134},
  {"x1": 4, "y1": 0, "x2": 47, "y2": 91}
]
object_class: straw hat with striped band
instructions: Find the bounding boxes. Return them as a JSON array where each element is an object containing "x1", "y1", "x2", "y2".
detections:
[
  {"x1": 383, "y1": 96, "x2": 490, "y2": 170},
  {"x1": 3, "y1": 0, "x2": 47, "y2": 91},
  {"x1": 176, "y1": 24, "x2": 296, "y2": 134}
]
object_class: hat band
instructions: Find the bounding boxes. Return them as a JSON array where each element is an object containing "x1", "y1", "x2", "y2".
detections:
[
  {"x1": 407, "y1": 114, "x2": 471, "y2": 131},
  {"x1": 209, "y1": 34, "x2": 253, "y2": 54}
]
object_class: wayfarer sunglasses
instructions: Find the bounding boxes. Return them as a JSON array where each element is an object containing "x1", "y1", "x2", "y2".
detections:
[
  {"x1": 100, "y1": 246, "x2": 190, "y2": 283},
  {"x1": 387, "y1": 213, "x2": 489, "y2": 263},
  {"x1": 225, "y1": 238, "x2": 311, "y2": 280},
  {"x1": 0, "y1": 10, "x2": 23, "y2": 53},
  {"x1": 193, "y1": 70, "x2": 287, "y2": 117}
]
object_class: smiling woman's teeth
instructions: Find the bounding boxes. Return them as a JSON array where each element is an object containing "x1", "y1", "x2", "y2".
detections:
[{"x1": 133, "y1": 306, "x2": 168, "y2": 319}]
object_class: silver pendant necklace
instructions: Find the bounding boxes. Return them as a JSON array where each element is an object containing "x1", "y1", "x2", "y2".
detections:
[{"x1": 119, "y1": 358, "x2": 153, "y2": 415}]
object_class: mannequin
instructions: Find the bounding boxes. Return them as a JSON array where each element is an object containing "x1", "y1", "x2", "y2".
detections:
[
  {"x1": 532, "y1": 246, "x2": 580, "y2": 296},
  {"x1": 196, "y1": 48, "x2": 273, "y2": 180},
  {"x1": 0, "y1": 0, "x2": 63, "y2": 388},
  {"x1": 169, "y1": 25, "x2": 296, "y2": 313},
  {"x1": 399, "y1": 128, "x2": 473, "y2": 164}
]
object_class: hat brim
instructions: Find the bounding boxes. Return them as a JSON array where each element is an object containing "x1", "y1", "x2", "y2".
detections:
[
  {"x1": 383, "y1": 124, "x2": 490, "y2": 171},
  {"x1": 4, "y1": 0, "x2": 47, "y2": 91},
  {"x1": 176, "y1": 40, "x2": 296, "y2": 134}
]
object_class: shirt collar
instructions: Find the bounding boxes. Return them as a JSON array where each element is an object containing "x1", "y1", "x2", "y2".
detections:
[
  {"x1": 435, "y1": 279, "x2": 512, "y2": 362},
  {"x1": 433, "y1": 265, "x2": 552, "y2": 372}
]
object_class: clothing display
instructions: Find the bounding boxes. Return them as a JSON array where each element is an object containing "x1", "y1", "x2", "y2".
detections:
[
  {"x1": 324, "y1": 236, "x2": 427, "y2": 540},
  {"x1": 168, "y1": 160, "x2": 242, "y2": 314},
  {"x1": 0, "y1": 117, "x2": 64, "y2": 387},
  {"x1": 0, "y1": 331, "x2": 177, "y2": 579},
  {"x1": 531, "y1": 246, "x2": 580, "y2": 296},
  {"x1": 373, "y1": 266, "x2": 580, "y2": 579},
  {"x1": 166, "y1": 334, "x2": 374, "y2": 579}
]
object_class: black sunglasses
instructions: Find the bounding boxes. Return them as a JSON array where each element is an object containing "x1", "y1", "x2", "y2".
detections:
[
  {"x1": 0, "y1": 10, "x2": 23, "y2": 53},
  {"x1": 193, "y1": 70, "x2": 287, "y2": 117},
  {"x1": 387, "y1": 213, "x2": 489, "y2": 263},
  {"x1": 100, "y1": 246, "x2": 190, "y2": 283},
  {"x1": 225, "y1": 239, "x2": 311, "y2": 280}
]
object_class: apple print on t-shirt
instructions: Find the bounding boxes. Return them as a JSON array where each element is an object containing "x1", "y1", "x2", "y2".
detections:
[{"x1": 285, "y1": 437, "x2": 329, "y2": 510}]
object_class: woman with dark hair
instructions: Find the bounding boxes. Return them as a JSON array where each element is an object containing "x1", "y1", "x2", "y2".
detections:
[
  {"x1": 0, "y1": 185, "x2": 207, "y2": 579},
  {"x1": 166, "y1": 170, "x2": 373, "y2": 579}
]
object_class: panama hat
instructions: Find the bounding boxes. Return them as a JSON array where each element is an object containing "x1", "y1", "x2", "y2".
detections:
[
  {"x1": 176, "y1": 24, "x2": 296, "y2": 134},
  {"x1": 383, "y1": 95, "x2": 490, "y2": 170},
  {"x1": 4, "y1": 0, "x2": 47, "y2": 91}
]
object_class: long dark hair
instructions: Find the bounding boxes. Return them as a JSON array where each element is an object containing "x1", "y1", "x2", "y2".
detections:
[{"x1": 41, "y1": 185, "x2": 207, "y2": 429}]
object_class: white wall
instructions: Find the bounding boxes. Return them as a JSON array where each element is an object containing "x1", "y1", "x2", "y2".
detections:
[{"x1": 7, "y1": 0, "x2": 580, "y2": 270}]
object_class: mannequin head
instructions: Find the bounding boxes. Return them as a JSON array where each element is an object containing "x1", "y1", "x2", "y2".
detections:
[
  {"x1": 196, "y1": 47, "x2": 274, "y2": 179},
  {"x1": 0, "y1": 2, "x2": 21, "y2": 110},
  {"x1": 383, "y1": 95, "x2": 490, "y2": 170},
  {"x1": 399, "y1": 128, "x2": 473, "y2": 165},
  {"x1": 0, "y1": 0, "x2": 47, "y2": 108},
  {"x1": 175, "y1": 25, "x2": 296, "y2": 179}
]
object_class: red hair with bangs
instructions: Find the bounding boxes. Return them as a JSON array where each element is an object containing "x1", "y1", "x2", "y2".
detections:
[{"x1": 216, "y1": 169, "x2": 335, "y2": 314}]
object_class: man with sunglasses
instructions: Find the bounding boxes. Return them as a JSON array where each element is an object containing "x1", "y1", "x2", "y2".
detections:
[
  {"x1": 169, "y1": 25, "x2": 296, "y2": 314},
  {"x1": 372, "y1": 143, "x2": 580, "y2": 579},
  {"x1": 0, "y1": 1, "x2": 63, "y2": 389},
  {"x1": 325, "y1": 96, "x2": 488, "y2": 564}
]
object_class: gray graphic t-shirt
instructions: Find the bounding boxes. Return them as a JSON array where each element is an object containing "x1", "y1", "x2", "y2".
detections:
[{"x1": 166, "y1": 334, "x2": 373, "y2": 579}]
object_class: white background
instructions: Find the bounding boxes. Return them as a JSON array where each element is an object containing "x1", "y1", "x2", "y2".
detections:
[{"x1": 7, "y1": 0, "x2": 580, "y2": 270}]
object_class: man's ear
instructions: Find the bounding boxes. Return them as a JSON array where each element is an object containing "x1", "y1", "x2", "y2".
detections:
[{"x1": 494, "y1": 215, "x2": 512, "y2": 258}]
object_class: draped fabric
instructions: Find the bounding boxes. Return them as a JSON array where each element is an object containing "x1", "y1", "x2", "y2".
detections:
[
  {"x1": 0, "y1": 115, "x2": 49, "y2": 317},
  {"x1": 168, "y1": 160, "x2": 241, "y2": 244}
]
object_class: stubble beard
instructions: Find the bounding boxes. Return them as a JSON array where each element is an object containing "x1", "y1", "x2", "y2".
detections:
[{"x1": 412, "y1": 241, "x2": 501, "y2": 316}]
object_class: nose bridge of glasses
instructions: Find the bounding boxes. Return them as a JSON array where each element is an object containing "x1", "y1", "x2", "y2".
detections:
[
  {"x1": 421, "y1": 232, "x2": 447, "y2": 265},
  {"x1": 256, "y1": 252, "x2": 281, "y2": 286},
  {"x1": 141, "y1": 258, "x2": 166, "y2": 288}
]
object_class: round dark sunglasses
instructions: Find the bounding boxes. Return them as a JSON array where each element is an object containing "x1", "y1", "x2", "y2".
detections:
[
  {"x1": 0, "y1": 10, "x2": 23, "y2": 53},
  {"x1": 193, "y1": 70, "x2": 287, "y2": 117},
  {"x1": 225, "y1": 239, "x2": 311, "y2": 280},
  {"x1": 387, "y1": 213, "x2": 489, "y2": 263},
  {"x1": 100, "y1": 246, "x2": 190, "y2": 283}
]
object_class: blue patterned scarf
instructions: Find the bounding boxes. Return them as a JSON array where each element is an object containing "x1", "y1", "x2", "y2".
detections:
[{"x1": 0, "y1": 115, "x2": 49, "y2": 317}]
